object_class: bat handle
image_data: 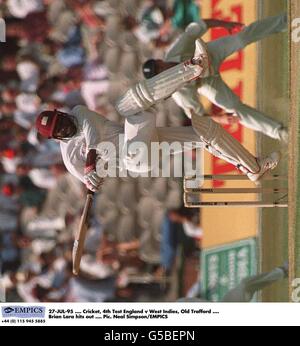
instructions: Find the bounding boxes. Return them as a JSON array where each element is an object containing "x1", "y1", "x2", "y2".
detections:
[{"x1": 87, "y1": 189, "x2": 95, "y2": 196}]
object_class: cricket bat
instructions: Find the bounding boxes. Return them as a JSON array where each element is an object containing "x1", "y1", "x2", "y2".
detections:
[{"x1": 72, "y1": 190, "x2": 94, "y2": 275}]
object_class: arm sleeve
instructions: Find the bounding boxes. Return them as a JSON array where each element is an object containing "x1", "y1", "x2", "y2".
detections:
[
  {"x1": 165, "y1": 21, "x2": 208, "y2": 61},
  {"x1": 172, "y1": 84, "x2": 205, "y2": 119},
  {"x1": 72, "y1": 105, "x2": 105, "y2": 150},
  {"x1": 82, "y1": 116, "x2": 102, "y2": 150},
  {"x1": 60, "y1": 144, "x2": 86, "y2": 185}
]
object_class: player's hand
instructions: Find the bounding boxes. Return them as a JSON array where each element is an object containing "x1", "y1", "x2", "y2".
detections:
[
  {"x1": 211, "y1": 112, "x2": 240, "y2": 125},
  {"x1": 83, "y1": 170, "x2": 104, "y2": 192},
  {"x1": 223, "y1": 21, "x2": 245, "y2": 34}
]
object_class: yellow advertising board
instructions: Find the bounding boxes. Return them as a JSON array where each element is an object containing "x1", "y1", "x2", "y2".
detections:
[{"x1": 200, "y1": 0, "x2": 258, "y2": 248}]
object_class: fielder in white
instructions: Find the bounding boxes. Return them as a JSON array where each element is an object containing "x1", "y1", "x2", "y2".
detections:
[
  {"x1": 142, "y1": 13, "x2": 288, "y2": 141},
  {"x1": 35, "y1": 43, "x2": 280, "y2": 192}
]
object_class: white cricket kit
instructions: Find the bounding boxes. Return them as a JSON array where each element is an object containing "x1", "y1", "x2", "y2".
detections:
[
  {"x1": 59, "y1": 106, "x2": 122, "y2": 183},
  {"x1": 121, "y1": 111, "x2": 204, "y2": 174},
  {"x1": 122, "y1": 110, "x2": 263, "y2": 175},
  {"x1": 60, "y1": 19, "x2": 282, "y2": 181},
  {"x1": 115, "y1": 46, "x2": 205, "y2": 117},
  {"x1": 167, "y1": 14, "x2": 287, "y2": 140},
  {"x1": 113, "y1": 18, "x2": 263, "y2": 175},
  {"x1": 59, "y1": 106, "x2": 204, "y2": 179},
  {"x1": 191, "y1": 113, "x2": 259, "y2": 173}
]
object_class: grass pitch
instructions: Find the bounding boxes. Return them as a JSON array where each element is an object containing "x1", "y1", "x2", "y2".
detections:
[{"x1": 259, "y1": 0, "x2": 289, "y2": 302}]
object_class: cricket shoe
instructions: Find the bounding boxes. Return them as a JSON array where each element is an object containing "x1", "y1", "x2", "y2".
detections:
[
  {"x1": 191, "y1": 38, "x2": 211, "y2": 78},
  {"x1": 247, "y1": 151, "x2": 281, "y2": 182}
]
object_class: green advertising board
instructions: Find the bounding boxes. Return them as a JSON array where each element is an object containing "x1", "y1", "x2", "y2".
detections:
[{"x1": 201, "y1": 238, "x2": 257, "y2": 302}]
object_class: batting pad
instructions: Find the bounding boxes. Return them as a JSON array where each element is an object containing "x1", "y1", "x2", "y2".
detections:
[
  {"x1": 192, "y1": 114, "x2": 259, "y2": 173},
  {"x1": 116, "y1": 61, "x2": 203, "y2": 117}
]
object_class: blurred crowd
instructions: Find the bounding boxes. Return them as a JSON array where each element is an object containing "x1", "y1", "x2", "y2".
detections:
[{"x1": 0, "y1": 0, "x2": 203, "y2": 302}]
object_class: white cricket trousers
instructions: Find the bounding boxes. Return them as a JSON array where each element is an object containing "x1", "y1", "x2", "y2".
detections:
[
  {"x1": 198, "y1": 13, "x2": 287, "y2": 139},
  {"x1": 122, "y1": 112, "x2": 259, "y2": 174},
  {"x1": 122, "y1": 111, "x2": 202, "y2": 173}
]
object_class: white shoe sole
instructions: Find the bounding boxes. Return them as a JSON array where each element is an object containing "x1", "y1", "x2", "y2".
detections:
[{"x1": 247, "y1": 151, "x2": 281, "y2": 182}]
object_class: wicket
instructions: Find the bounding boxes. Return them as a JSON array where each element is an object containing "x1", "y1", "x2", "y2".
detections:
[{"x1": 183, "y1": 174, "x2": 288, "y2": 208}]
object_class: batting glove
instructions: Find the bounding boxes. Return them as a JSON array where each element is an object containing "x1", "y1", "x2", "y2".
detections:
[{"x1": 83, "y1": 170, "x2": 104, "y2": 192}]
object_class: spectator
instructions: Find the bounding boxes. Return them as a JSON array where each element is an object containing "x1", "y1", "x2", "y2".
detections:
[{"x1": 156, "y1": 207, "x2": 201, "y2": 278}]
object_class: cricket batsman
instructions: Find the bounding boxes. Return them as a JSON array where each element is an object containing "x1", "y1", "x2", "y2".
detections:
[{"x1": 35, "y1": 40, "x2": 280, "y2": 192}]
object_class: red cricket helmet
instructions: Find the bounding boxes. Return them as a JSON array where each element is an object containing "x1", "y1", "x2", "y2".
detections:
[{"x1": 35, "y1": 110, "x2": 59, "y2": 139}]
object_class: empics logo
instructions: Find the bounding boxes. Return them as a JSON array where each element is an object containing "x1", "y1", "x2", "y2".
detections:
[
  {"x1": 3, "y1": 307, "x2": 14, "y2": 314},
  {"x1": 1, "y1": 306, "x2": 45, "y2": 318},
  {"x1": 0, "y1": 18, "x2": 5, "y2": 42}
]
